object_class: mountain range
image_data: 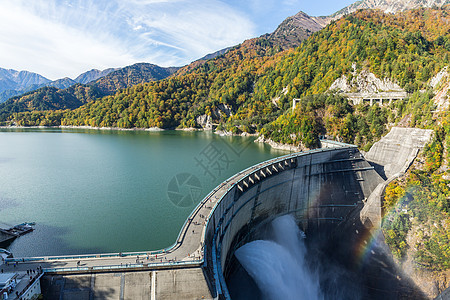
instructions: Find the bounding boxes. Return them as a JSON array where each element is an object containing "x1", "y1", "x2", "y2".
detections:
[
  {"x1": 0, "y1": 67, "x2": 121, "y2": 103},
  {"x1": 330, "y1": 0, "x2": 450, "y2": 18},
  {"x1": 1, "y1": 0, "x2": 449, "y2": 123},
  {"x1": 5, "y1": 0, "x2": 447, "y2": 107},
  {"x1": 279, "y1": 0, "x2": 450, "y2": 36},
  {"x1": 0, "y1": 68, "x2": 48, "y2": 94},
  {"x1": 0, "y1": 63, "x2": 179, "y2": 120}
]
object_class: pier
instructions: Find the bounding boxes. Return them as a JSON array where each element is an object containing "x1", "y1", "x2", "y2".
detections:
[{"x1": 0, "y1": 223, "x2": 34, "y2": 247}]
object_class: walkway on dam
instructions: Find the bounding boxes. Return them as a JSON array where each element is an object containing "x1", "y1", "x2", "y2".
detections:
[{"x1": 1, "y1": 152, "x2": 305, "y2": 275}]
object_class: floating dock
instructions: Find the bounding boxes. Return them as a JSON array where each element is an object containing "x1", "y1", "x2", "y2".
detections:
[{"x1": 0, "y1": 223, "x2": 34, "y2": 246}]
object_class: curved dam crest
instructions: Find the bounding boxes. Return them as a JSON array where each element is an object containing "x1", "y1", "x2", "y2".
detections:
[{"x1": 2, "y1": 127, "x2": 435, "y2": 299}]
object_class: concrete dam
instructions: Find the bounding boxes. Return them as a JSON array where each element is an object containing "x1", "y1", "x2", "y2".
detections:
[
  {"x1": 204, "y1": 144, "x2": 384, "y2": 299},
  {"x1": 2, "y1": 128, "x2": 434, "y2": 299}
]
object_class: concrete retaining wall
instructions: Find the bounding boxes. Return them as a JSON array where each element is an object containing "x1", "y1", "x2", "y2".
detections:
[{"x1": 360, "y1": 127, "x2": 434, "y2": 227}]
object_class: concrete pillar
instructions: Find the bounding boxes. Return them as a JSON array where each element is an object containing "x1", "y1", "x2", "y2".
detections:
[
  {"x1": 292, "y1": 99, "x2": 301, "y2": 112},
  {"x1": 370, "y1": 99, "x2": 373, "y2": 106}
]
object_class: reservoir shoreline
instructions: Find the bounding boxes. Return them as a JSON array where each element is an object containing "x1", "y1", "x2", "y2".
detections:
[
  {"x1": 0, "y1": 125, "x2": 296, "y2": 151},
  {"x1": 0, "y1": 128, "x2": 283, "y2": 257}
]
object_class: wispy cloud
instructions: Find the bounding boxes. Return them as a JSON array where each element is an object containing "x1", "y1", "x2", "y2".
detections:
[
  {"x1": 121, "y1": 0, "x2": 255, "y2": 62},
  {"x1": 0, "y1": 1, "x2": 135, "y2": 79},
  {"x1": 0, "y1": 0, "x2": 354, "y2": 79},
  {"x1": 0, "y1": 0, "x2": 256, "y2": 79}
]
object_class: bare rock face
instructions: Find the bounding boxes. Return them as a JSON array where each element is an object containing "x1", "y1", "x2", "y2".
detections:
[
  {"x1": 195, "y1": 104, "x2": 233, "y2": 130},
  {"x1": 430, "y1": 67, "x2": 448, "y2": 89},
  {"x1": 330, "y1": 69, "x2": 403, "y2": 93},
  {"x1": 254, "y1": 135, "x2": 305, "y2": 152},
  {"x1": 279, "y1": 11, "x2": 323, "y2": 33},
  {"x1": 196, "y1": 115, "x2": 213, "y2": 130},
  {"x1": 214, "y1": 104, "x2": 233, "y2": 118},
  {"x1": 316, "y1": 0, "x2": 450, "y2": 26},
  {"x1": 430, "y1": 67, "x2": 450, "y2": 111},
  {"x1": 354, "y1": 0, "x2": 450, "y2": 14}
]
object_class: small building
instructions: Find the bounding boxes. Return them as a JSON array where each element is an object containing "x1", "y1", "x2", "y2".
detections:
[
  {"x1": 0, "y1": 273, "x2": 18, "y2": 299},
  {"x1": 0, "y1": 272, "x2": 42, "y2": 300}
]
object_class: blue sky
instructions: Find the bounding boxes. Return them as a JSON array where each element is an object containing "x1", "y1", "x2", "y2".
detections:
[{"x1": 0, "y1": 0, "x2": 355, "y2": 80}]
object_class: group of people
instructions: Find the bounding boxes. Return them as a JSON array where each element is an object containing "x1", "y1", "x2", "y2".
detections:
[{"x1": 26, "y1": 267, "x2": 42, "y2": 275}]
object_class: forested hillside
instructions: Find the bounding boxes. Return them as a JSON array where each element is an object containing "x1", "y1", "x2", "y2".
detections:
[
  {"x1": 7, "y1": 9, "x2": 450, "y2": 146},
  {"x1": 0, "y1": 63, "x2": 178, "y2": 120},
  {"x1": 0, "y1": 85, "x2": 102, "y2": 122}
]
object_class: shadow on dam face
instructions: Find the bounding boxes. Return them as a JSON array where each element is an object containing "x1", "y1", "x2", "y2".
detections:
[
  {"x1": 218, "y1": 148, "x2": 427, "y2": 300},
  {"x1": 226, "y1": 210, "x2": 428, "y2": 300}
]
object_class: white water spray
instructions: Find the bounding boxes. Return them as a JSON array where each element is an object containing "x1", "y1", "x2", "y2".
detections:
[{"x1": 235, "y1": 215, "x2": 322, "y2": 300}]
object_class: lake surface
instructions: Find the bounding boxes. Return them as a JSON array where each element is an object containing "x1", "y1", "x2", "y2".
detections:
[{"x1": 0, "y1": 128, "x2": 286, "y2": 257}]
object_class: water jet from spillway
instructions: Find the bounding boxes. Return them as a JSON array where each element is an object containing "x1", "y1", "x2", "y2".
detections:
[{"x1": 235, "y1": 215, "x2": 321, "y2": 300}]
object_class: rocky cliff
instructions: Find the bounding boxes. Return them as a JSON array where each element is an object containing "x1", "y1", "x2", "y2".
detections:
[
  {"x1": 330, "y1": 68, "x2": 404, "y2": 93},
  {"x1": 263, "y1": 11, "x2": 325, "y2": 50},
  {"x1": 430, "y1": 67, "x2": 450, "y2": 111},
  {"x1": 316, "y1": 0, "x2": 450, "y2": 27}
]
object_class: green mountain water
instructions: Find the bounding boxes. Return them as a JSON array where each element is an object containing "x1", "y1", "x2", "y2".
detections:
[{"x1": 0, "y1": 128, "x2": 285, "y2": 257}]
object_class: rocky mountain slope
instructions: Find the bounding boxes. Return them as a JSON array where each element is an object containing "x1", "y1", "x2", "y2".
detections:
[
  {"x1": 430, "y1": 67, "x2": 450, "y2": 111},
  {"x1": 319, "y1": 0, "x2": 450, "y2": 24},
  {"x1": 0, "y1": 68, "x2": 49, "y2": 94},
  {"x1": 0, "y1": 63, "x2": 178, "y2": 120},
  {"x1": 178, "y1": 11, "x2": 323, "y2": 76},
  {"x1": 0, "y1": 67, "x2": 118, "y2": 104},
  {"x1": 337, "y1": 0, "x2": 449, "y2": 15},
  {"x1": 74, "y1": 68, "x2": 118, "y2": 84},
  {"x1": 330, "y1": 68, "x2": 405, "y2": 93},
  {"x1": 262, "y1": 11, "x2": 326, "y2": 50}
]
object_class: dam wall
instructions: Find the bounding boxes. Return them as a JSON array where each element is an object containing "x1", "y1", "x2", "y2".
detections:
[
  {"x1": 204, "y1": 146, "x2": 384, "y2": 299},
  {"x1": 7, "y1": 131, "x2": 435, "y2": 299},
  {"x1": 360, "y1": 127, "x2": 434, "y2": 227}
]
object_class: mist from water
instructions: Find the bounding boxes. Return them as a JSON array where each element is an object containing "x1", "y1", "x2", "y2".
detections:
[{"x1": 235, "y1": 215, "x2": 322, "y2": 300}]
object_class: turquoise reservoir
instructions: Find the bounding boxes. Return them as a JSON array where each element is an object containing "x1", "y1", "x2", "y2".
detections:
[{"x1": 0, "y1": 128, "x2": 285, "y2": 256}]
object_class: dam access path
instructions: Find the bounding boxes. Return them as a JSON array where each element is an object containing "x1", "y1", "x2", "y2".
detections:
[{"x1": 1, "y1": 127, "x2": 435, "y2": 299}]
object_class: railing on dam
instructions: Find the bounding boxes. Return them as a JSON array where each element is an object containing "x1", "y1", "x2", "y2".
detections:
[
  {"x1": 5, "y1": 152, "x2": 311, "y2": 270},
  {"x1": 42, "y1": 259, "x2": 203, "y2": 273}
]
